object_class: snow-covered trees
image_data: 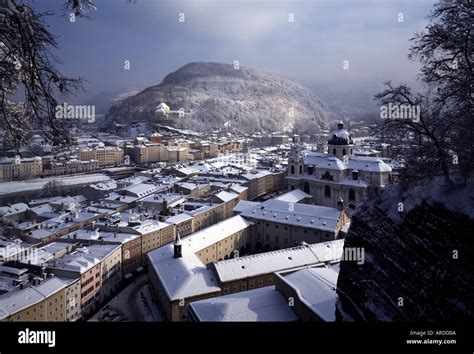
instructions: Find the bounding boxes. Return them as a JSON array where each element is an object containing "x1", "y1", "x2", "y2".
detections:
[
  {"x1": 0, "y1": 0, "x2": 84, "y2": 146},
  {"x1": 375, "y1": 0, "x2": 473, "y2": 186}
]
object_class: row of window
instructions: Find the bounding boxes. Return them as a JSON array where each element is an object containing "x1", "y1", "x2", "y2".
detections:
[
  {"x1": 222, "y1": 276, "x2": 273, "y2": 295},
  {"x1": 324, "y1": 186, "x2": 356, "y2": 201}
]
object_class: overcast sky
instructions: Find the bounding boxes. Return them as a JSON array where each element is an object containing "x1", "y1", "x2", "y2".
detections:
[{"x1": 27, "y1": 0, "x2": 436, "y2": 107}]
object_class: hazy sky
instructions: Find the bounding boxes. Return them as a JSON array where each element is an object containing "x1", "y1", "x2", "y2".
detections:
[{"x1": 27, "y1": 0, "x2": 436, "y2": 106}]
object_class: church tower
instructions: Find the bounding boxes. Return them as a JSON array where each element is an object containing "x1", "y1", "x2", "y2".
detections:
[
  {"x1": 327, "y1": 121, "x2": 354, "y2": 160},
  {"x1": 288, "y1": 134, "x2": 304, "y2": 176}
]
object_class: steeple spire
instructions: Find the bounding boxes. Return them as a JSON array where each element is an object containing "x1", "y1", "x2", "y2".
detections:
[{"x1": 174, "y1": 232, "x2": 182, "y2": 258}]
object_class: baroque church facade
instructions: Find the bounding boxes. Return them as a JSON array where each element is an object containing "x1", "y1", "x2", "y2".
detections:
[{"x1": 287, "y1": 122, "x2": 392, "y2": 209}]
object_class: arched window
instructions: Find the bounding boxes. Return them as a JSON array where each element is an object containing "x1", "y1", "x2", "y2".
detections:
[
  {"x1": 303, "y1": 182, "x2": 310, "y2": 194},
  {"x1": 349, "y1": 188, "x2": 356, "y2": 201},
  {"x1": 343, "y1": 148, "x2": 346, "y2": 156},
  {"x1": 291, "y1": 165, "x2": 295, "y2": 174},
  {"x1": 299, "y1": 165, "x2": 302, "y2": 174},
  {"x1": 350, "y1": 148, "x2": 353, "y2": 155},
  {"x1": 333, "y1": 148, "x2": 336, "y2": 155},
  {"x1": 324, "y1": 185, "x2": 331, "y2": 198}
]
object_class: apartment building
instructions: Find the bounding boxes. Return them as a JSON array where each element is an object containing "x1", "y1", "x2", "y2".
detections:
[
  {"x1": 49, "y1": 159, "x2": 100, "y2": 176},
  {"x1": 0, "y1": 156, "x2": 42, "y2": 182},
  {"x1": 148, "y1": 215, "x2": 253, "y2": 321},
  {"x1": 241, "y1": 170, "x2": 285, "y2": 200},
  {"x1": 17, "y1": 211, "x2": 102, "y2": 245},
  {"x1": 0, "y1": 266, "x2": 77, "y2": 322},
  {"x1": 236, "y1": 199, "x2": 349, "y2": 251},
  {"x1": 133, "y1": 144, "x2": 167, "y2": 164},
  {"x1": 167, "y1": 147, "x2": 189, "y2": 163},
  {"x1": 164, "y1": 213, "x2": 193, "y2": 237},
  {"x1": 79, "y1": 147, "x2": 124, "y2": 167},
  {"x1": 47, "y1": 244, "x2": 122, "y2": 318}
]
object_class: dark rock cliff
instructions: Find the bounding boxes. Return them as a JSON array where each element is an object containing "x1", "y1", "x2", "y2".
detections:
[{"x1": 336, "y1": 185, "x2": 474, "y2": 321}]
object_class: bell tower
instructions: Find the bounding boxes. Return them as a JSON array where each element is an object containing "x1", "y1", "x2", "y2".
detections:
[{"x1": 288, "y1": 134, "x2": 304, "y2": 176}]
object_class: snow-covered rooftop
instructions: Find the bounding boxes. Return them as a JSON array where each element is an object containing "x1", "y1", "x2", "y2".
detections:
[
  {"x1": 233, "y1": 200, "x2": 260, "y2": 214},
  {"x1": 61, "y1": 228, "x2": 140, "y2": 245},
  {"x1": 213, "y1": 190, "x2": 238, "y2": 203},
  {"x1": 239, "y1": 199, "x2": 341, "y2": 233},
  {"x1": 147, "y1": 215, "x2": 254, "y2": 301},
  {"x1": 147, "y1": 245, "x2": 221, "y2": 301},
  {"x1": 212, "y1": 240, "x2": 344, "y2": 283},
  {"x1": 229, "y1": 184, "x2": 248, "y2": 194},
  {"x1": 122, "y1": 183, "x2": 160, "y2": 198},
  {"x1": 132, "y1": 220, "x2": 171, "y2": 235},
  {"x1": 0, "y1": 276, "x2": 73, "y2": 320},
  {"x1": 188, "y1": 286, "x2": 298, "y2": 322},
  {"x1": 304, "y1": 153, "x2": 392, "y2": 173},
  {"x1": 274, "y1": 189, "x2": 312, "y2": 203},
  {"x1": 276, "y1": 264, "x2": 340, "y2": 321},
  {"x1": 47, "y1": 244, "x2": 120, "y2": 272},
  {"x1": 165, "y1": 213, "x2": 193, "y2": 224},
  {"x1": 28, "y1": 211, "x2": 99, "y2": 240},
  {"x1": 0, "y1": 203, "x2": 29, "y2": 216},
  {"x1": 0, "y1": 174, "x2": 111, "y2": 196}
]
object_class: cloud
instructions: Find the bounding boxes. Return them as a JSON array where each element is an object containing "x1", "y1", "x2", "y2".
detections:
[{"x1": 29, "y1": 0, "x2": 436, "y2": 107}]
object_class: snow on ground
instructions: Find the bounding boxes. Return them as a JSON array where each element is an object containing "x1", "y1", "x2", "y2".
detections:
[
  {"x1": 89, "y1": 280, "x2": 137, "y2": 322},
  {"x1": 89, "y1": 274, "x2": 162, "y2": 322},
  {"x1": 136, "y1": 285, "x2": 162, "y2": 321},
  {"x1": 375, "y1": 176, "x2": 474, "y2": 223}
]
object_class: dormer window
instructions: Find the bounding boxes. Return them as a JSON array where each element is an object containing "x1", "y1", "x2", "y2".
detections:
[
  {"x1": 352, "y1": 170, "x2": 359, "y2": 180},
  {"x1": 321, "y1": 171, "x2": 334, "y2": 181}
]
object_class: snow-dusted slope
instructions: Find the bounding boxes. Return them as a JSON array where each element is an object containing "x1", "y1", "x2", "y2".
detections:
[
  {"x1": 104, "y1": 62, "x2": 335, "y2": 133},
  {"x1": 336, "y1": 180, "x2": 474, "y2": 321}
]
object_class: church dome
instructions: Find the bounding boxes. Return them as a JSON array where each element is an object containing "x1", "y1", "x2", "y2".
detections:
[{"x1": 328, "y1": 121, "x2": 353, "y2": 145}]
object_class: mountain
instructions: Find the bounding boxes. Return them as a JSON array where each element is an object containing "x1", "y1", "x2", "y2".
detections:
[
  {"x1": 104, "y1": 62, "x2": 335, "y2": 133},
  {"x1": 336, "y1": 180, "x2": 474, "y2": 321}
]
